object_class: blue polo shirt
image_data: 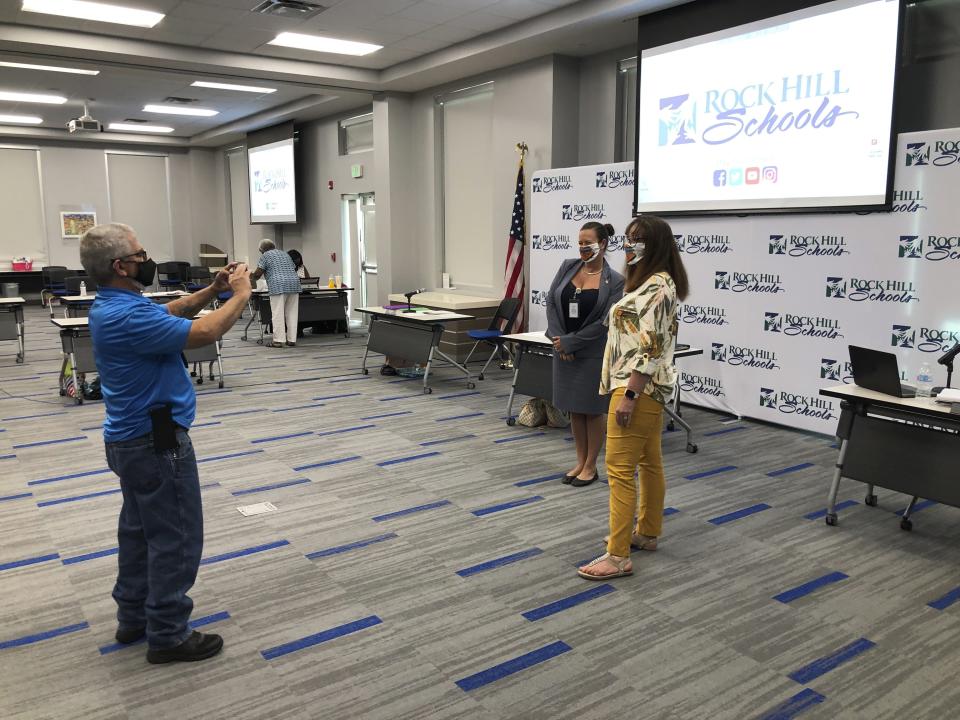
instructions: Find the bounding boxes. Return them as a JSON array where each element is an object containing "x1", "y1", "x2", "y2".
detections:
[{"x1": 89, "y1": 287, "x2": 195, "y2": 443}]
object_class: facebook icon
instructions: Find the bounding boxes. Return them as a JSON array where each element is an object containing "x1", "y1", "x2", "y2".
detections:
[{"x1": 713, "y1": 170, "x2": 727, "y2": 187}]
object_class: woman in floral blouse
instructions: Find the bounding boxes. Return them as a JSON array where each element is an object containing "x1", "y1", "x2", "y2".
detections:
[{"x1": 578, "y1": 215, "x2": 689, "y2": 580}]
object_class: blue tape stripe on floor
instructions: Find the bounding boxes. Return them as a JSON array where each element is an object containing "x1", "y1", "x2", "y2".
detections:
[
  {"x1": 38, "y1": 488, "x2": 121, "y2": 507},
  {"x1": 759, "y1": 689, "x2": 826, "y2": 720},
  {"x1": 315, "y1": 424, "x2": 375, "y2": 438},
  {"x1": 708, "y1": 503, "x2": 772, "y2": 526},
  {"x1": 197, "y1": 449, "x2": 264, "y2": 464},
  {"x1": 379, "y1": 395, "x2": 420, "y2": 402},
  {"x1": 684, "y1": 465, "x2": 737, "y2": 480},
  {"x1": 199, "y1": 482, "x2": 221, "y2": 491},
  {"x1": 663, "y1": 506, "x2": 680, "y2": 517},
  {"x1": 388, "y1": 377, "x2": 420, "y2": 383},
  {"x1": 472, "y1": 496, "x2": 545, "y2": 517},
  {"x1": 329, "y1": 376, "x2": 371, "y2": 383},
  {"x1": 0, "y1": 553, "x2": 60, "y2": 572},
  {"x1": 515, "y1": 473, "x2": 564, "y2": 487},
  {"x1": 928, "y1": 586, "x2": 960, "y2": 611},
  {"x1": 231, "y1": 478, "x2": 311, "y2": 496},
  {"x1": 372, "y1": 500, "x2": 452, "y2": 522},
  {"x1": 493, "y1": 432, "x2": 547, "y2": 444},
  {"x1": 522, "y1": 583, "x2": 617, "y2": 621},
  {"x1": 0, "y1": 621, "x2": 89, "y2": 650},
  {"x1": 200, "y1": 539, "x2": 290, "y2": 566},
  {"x1": 421, "y1": 434, "x2": 476, "y2": 447},
  {"x1": 195, "y1": 388, "x2": 231, "y2": 396},
  {"x1": 250, "y1": 431, "x2": 314, "y2": 444},
  {"x1": 789, "y1": 638, "x2": 875, "y2": 684},
  {"x1": 774, "y1": 572, "x2": 849, "y2": 604},
  {"x1": 98, "y1": 611, "x2": 230, "y2": 655},
  {"x1": 436, "y1": 412, "x2": 485, "y2": 422},
  {"x1": 456, "y1": 548, "x2": 543, "y2": 577},
  {"x1": 0, "y1": 454, "x2": 16, "y2": 460},
  {"x1": 293, "y1": 456, "x2": 361, "y2": 472},
  {"x1": 377, "y1": 451, "x2": 441, "y2": 467},
  {"x1": 455, "y1": 640, "x2": 572, "y2": 692},
  {"x1": 192, "y1": 421, "x2": 222, "y2": 429},
  {"x1": 306, "y1": 533, "x2": 399, "y2": 559},
  {"x1": 703, "y1": 426, "x2": 747, "y2": 437},
  {"x1": 272, "y1": 403, "x2": 327, "y2": 412},
  {"x1": 242, "y1": 388, "x2": 290, "y2": 396},
  {"x1": 275, "y1": 376, "x2": 327, "y2": 384},
  {"x1": 437, "y1": 391, "x2": 481, "y2": 400},
  {"x1": 768, "y1": 462, "x2": 815, "y2": 477},
  {"x1": 1, "y1": 411, "x2": 67, "y2": 421},
  {"x1": 0, "y1": 492, "x2": 33, "y2": 502},
  {"x1": 80, "y1": 425, "x2": 102, "y2": 431},
  {"x1": 62, "y1": 547, "x2": 119, "y2": 565},
  {"x1": 261, "y1": 615, "x2": 382, "y2": 660},
  {"x1": 28, "y1": 467, "x2": 111, "y2": 486},
  {"x1": 804, "y1": 500, "x2": 858, "y2": 520},
  {"x1": 12, "y1": 435, "x2": 87, "y2": 449},
  {"x1": 894, "y1": 499, "x2": 937, "y2": 515},
  {"x1": 359, "y1": 411, "x2": 413, "y2": 422},
  {"x1": 312, "y1": 393, "x2": 363, "y2": 401}
]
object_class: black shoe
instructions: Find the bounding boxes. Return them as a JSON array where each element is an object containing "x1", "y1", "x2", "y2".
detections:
[
  {"x1": 115, "y1": 626, "x2": 146, "y2": 644},
  {"x1": 146, "y1": 631, "x2": 224, "y2": 665},
  {"x1": 570, "y1": 474, "x2": 599, "y2": 487},
  {"x1": 380, "y1": 365, "x2": 397, "y2": 376},
  {"x1": 562, "y1": 474, "x2": 576, "y2": 484}
]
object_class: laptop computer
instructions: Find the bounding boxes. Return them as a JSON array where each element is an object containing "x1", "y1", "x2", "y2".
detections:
[{"x1": 848, "y1": 345, "x2": 916, "y2": 398}]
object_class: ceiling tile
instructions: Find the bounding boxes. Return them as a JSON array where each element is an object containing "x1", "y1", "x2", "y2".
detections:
[
  {"x1": 165, "y1": 2, "x2": 248, "y2": 24},
  {"x1": 446, "y1": 10, "x2": 516, "y2": 33},
  {"x1": 393, "y1": 1, "x2": 475, "y2": 24},
  {"x1": 422, "y1": 0, "x2": 502, "y2": 12},
  {"x1": 392, "y1": 34, "x2": 455, "y2": 53},
  {"x1": 410, "y1": 24, "x2": 477, "y2": 43},
  {"x1": 484, "y1": 0, "x2": 553, "y2": 21},
  {"x1": 361, "y1": 15, "x2": 434, "y2": 37}
]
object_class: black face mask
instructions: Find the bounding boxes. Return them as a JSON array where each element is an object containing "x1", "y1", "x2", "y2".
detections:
[{"x1": 128, "y1": 258, "x2": 156, "y2": 287}]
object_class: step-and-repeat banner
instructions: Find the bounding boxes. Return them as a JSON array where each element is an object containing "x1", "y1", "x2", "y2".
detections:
[{"x1": 530, "y1": 128, "x2": 960, "y2": 435}]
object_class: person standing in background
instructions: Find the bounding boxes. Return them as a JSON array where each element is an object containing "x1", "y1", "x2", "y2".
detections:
[
  {"x1": 546, "y1": 222, "x2": 625, "y2": 487},
  {"x1": 288, "y1": 249, "x2": 309, "y2": 279},
  {"x1": 578, "y1": 215, "x2": 688, "y2": 580},
  {"x1": 250, "y1": 239, "x2": 301, "y2": 348}
]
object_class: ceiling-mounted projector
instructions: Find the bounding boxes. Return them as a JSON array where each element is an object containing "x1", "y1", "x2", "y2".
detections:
[{"x1": 68, "y1": 101, "x2": 101, "y2": 133}]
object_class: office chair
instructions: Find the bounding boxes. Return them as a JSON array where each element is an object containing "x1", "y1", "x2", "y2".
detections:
[
  {"x1": 40, "y1": 266, "x2": 68, "y2": 310},
  {"x1": 186, "y1": 266, "x2": 212, "y2": 292},
  {"x1": 156, "y1": 261, "x2": 190, "y2": 290},
  {"x1": 464, "y1": 296, "x2": 521, "y2": 380}
]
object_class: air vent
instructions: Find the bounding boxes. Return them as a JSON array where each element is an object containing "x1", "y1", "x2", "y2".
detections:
[
  {"x1": 252, "y1": 0, "x2": 326, "y2": 20},
  {"x1": 123, "y1": 118, "x2": 148, "y2": 123},
  {"x1": 162, "y1": 96, "x2": 198, "y2": 104}
]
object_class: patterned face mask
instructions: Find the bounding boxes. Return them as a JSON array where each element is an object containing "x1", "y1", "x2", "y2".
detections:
[
  {"x1": 624, "y1": 241, "x2": 645, "y2": 265},
  {"x1": 579, "y1": 243, "x2": 601, "y2": 262}
]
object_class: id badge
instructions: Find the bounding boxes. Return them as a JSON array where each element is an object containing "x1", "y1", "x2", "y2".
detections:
[{"x1": 568, "y1": 302, "x2": 579, "y2": 319}]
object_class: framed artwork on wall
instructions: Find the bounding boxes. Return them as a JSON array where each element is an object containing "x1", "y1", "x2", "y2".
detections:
[{"x1": 60, "y1": 211, "x2": 97, "y2": 239}]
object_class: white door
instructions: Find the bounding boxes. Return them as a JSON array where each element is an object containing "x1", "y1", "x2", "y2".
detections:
[{"x1": 341, "y1": 192, "x2": 376, "y2": 319}]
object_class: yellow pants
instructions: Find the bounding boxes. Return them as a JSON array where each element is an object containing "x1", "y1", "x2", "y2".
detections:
[{"x1": 605, "y1": 387, "x2": 665, "y2": 557}]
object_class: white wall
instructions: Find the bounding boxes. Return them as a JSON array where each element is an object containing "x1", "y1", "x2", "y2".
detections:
[{"x1": 578, "y1": 45, "x2": 634, "y2": 166}]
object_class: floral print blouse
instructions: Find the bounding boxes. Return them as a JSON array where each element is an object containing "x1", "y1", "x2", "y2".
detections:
[{"x1": 600, "y1": 271, "x2": 679, "y2": 405}]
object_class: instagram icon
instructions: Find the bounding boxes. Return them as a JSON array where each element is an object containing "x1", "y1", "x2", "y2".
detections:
[{"x1": 762, "y1": 166, "x2": 779, "y2": 183}]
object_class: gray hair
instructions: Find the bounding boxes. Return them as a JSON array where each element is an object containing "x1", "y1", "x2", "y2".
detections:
[
  {"x1": 80, "y1": 223, "x2": 136, "y2": 284},
  {"x1": 258, "y1": 238, "x2": 275, "y2": 253}
]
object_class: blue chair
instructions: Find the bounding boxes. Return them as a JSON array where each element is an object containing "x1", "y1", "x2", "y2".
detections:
[
  {"x1": 186, "y1": 266, "x2": 212, "y2": 292},
  {"x1": 464, "y1": 297, "x2": 521, "y2": 381},
  {"x1": 40, "y1": 266, "x2": 68, "y2": 310},
  {"x1": 156, "y1": 261, "x2": 190, "y2": 290}
]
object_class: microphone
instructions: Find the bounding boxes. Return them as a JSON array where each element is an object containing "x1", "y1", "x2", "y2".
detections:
[
  {"x1": 938, "y1": 341, "x2": 960, "y2": 366},
  {"x1": 402, "y1": 288, "x2": 428, "y2": 312}
]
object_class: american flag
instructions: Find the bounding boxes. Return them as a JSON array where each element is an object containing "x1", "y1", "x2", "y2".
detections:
[{"x1": 503, "y1": 155, "x2": 526, "y2": 333}]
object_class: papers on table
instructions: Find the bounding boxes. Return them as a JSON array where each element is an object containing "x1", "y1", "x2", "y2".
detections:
[
  {"x1": 237, "y1": 501, "x2": 277, "y2": 517},
  {"x1": 935, "y1": 388, "x2": 960, "y2": 404}
]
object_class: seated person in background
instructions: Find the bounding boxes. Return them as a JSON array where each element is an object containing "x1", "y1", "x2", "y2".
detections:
[{"x1": 288, "y1": 249, "x2": 309, "y2": 279}]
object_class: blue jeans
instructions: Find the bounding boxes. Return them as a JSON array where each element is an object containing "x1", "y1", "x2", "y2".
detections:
[{"x1": 105, "y1": 429, "x2": 203, "y2": 649}]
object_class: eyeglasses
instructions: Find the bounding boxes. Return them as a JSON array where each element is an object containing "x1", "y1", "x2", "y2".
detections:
[{"x1": 113, "y1": 250, "x2": 148, "y2": 262}]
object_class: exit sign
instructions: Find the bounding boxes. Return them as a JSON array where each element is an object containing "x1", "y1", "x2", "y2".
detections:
[{"x1": 351, "y1": 164, "x2": 364, "y2": 178}]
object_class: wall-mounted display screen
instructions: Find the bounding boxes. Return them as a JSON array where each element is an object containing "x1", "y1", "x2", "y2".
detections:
[{"x1": 248, "y1": 137, "x2": 296, "y2": 224}]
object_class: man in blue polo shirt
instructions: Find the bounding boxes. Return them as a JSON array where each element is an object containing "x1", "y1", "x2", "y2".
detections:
[{"x1": 81, "y1": 222, "x2": 251, "y2": 664}]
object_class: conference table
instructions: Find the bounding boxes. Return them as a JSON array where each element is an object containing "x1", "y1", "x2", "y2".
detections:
[
  {"x1": 500, "y1": 331, "x2": 704, "y2": 453},
  {"x1": 819, "y1": 384, "x2": 960, "y2": 531},
  {"x1": 0, "y1": 297, "x2": 26, "y2": 364},
  {"x1": 242, "y1": 287, "x2": 352, "y2": 343},
  {"x1": 356, "y1": 305, "x2": 476, "y2": 394}
]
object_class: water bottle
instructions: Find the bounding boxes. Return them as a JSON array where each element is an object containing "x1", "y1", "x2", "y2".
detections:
[
  {"x1": 79, "y1": 281, "x2": 87, "y2": 297},
  {"x1": 328, "y1": 274, "x2": 336, "y2": 288},
  {"x1": 917, "y1": 362, "x2": 934, "y2": 398}
]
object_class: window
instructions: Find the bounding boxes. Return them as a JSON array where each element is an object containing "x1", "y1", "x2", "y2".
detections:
[
  {"x1": 338, "y1": 112, "x2": 373, "y2": 155},
  {"x1": 615, "y1": 57, "x2": 637, "y2": 163}
]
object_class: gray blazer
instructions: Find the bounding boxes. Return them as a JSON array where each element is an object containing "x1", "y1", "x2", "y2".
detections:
[{"x1": 545, "y1": 258, "x2": 625, "y2": 359}]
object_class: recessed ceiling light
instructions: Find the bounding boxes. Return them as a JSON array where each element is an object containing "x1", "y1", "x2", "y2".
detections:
[
  {"x1": 0, "y1": 114, "x2": 43, "y2": 124},
  {"x1": 0, "y1": 60, "x2": 99, "y2": 75},
  {"x1": 143, "y1": 104, "x2": 219, "y2": 117},
  {"x1": 109, "y1": 123, "x2": 174, "y2": 133},
  {"x1": 0, "y1": 90, "x2": 67, "y2": 104},
  {"x1": 191, "y1": 81, "x2": 276, "y2": 94},
  {"x1": 268, "y1": 32, "x2": 382, "y2": 56},
  {"x1": 21, "y1": 0, "x2": 164, "y2": 28}
]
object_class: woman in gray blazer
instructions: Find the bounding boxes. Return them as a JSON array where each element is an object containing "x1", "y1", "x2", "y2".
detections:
[{"x1": 546, "y1": 222, "x2": 625, "y2": 487}]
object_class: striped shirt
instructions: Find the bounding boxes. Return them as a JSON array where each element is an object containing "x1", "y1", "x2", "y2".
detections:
[{"x1": 257, "y1": 249, "x2": 301, "y2": 296}]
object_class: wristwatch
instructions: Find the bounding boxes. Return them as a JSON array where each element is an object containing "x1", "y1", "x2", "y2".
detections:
[{"x1": 624, "y1": 389, "x2": 638, "y2": 400}]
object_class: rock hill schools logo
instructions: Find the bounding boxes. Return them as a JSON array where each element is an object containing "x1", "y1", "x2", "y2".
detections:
[
  {"x1": 891, "y1": 324, "x2": 960, "y2": 353},
  {"x1": 904, "y1": 139, "x2": 960, "y2": 167},
  {"x1": 768, "y1": 234, "x2": 849, "y2": 257},
  {"x1": 679, "y1": 304, "x2": 729, "y2": 326},
  {"x1": 607, "y1": 234, "x2": 626, "y2": 252},
  {"x1": 891, "y1": 190, "x2": 927, "y2": 213},
  {"x1": 764, "y1": 312, "x2": 843, "y2": 339},
  {"x1": 531, "y1": 234, "x2": 572, "y2": 251},
  {"x1": 676, "y1": 234, "x2": 732, "y2": 254},
  {"x1": 532, "y1": 174, "x2": 572, "y2": 193},
  {"x1": 596, "y1": 169, "x2": 635, "y2": 188},
  {"x1": 715, "y1": 271, "x2": 784, "y2": 294},
  {"x1": 760, "y1": 386, "x2": 836, "y2": 420},
  {"x1": 561, "y1": 203, "x2": 605, "y2": 221},
  {"x1": 711, "y1": 342, "x2": 781, "y2": 370},
  {"x1": 825, "y1": 276, "x2": 919, "y2": 303},
  {"x1": 530, "y1": 290, "x2": 549, "y2": 306},
  {"x1": 820, "y1": 358, "x2": 854, "y2": 384},
  {"x1": 906, "y1": 142, "x2": 929, "y2": 166},
  {"x1": 658, "y1": 70, "x2": 858, "y2": 148},
  {"x1": 679, "y1": 372, "x2": 725, "y2": 397},
  {"x1": 898, "y1": 234, "x2": 960, "y2": 262}
]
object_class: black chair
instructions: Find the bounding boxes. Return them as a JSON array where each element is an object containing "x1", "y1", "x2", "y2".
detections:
[
  {"x1": 156, "y1": 261, "x2": 190, "y2": 290},
  {"x1": 41, "y1": 266, "x2": 68, "y2": 308},
  {"x1": 464, "y1": 297, "x2": 521, "y2": 380},
  {"x1": 186, "y1": 266, "x2": 212, "y2": 292}
]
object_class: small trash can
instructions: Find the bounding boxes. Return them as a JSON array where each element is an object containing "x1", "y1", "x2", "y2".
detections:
[{"x1": 1, "y1": 282, "x2": 18, "y2": 298}]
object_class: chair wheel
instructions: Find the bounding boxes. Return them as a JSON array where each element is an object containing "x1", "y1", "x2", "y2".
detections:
[
  {"x1": 190, "y1": 370, "x2": 197, "y2": 377},
  {"x1": 900, "y1": 519, "x2": 913, "y2": 531},
  {"x1": 256, "y1": 339, "x2": 263, "y2": 345},
  {"x1": 362, "y1": 368, "x2": 369, "y2": 375},
  {"x1": 218, "y1": 381, "x2": 224, "y2": 389},
  {"x1": 59, "y1": 389, "x2": 66, "y2": 397},
  {"x1": 16, "y1": 357, "x2": 23, "y2": 364},
  {"x1": 423, "y1": 387, "x2": 433, "y2": 394},
  {"x1": 478, "y1": 373, "x2": 485, "y2": 381},
  {"x1": 864, "y1": 494, "x2": 878, "y2": 507},
  {"x1": 506, "y1": 417, "x2": 516, "y2": 426},
  {"x1": 825, "y1": 513, "x2": 838, "y2": 526},
  {"x1": 667, "y1": 421, "x2": 676, "y2": 432},
  {"x1": 467, "y1": 382, "x2": 476, "y2": 389},
  {"x1": 686, "y1": 443, "x2": 698, "y2": 453},
  {"x1": 196, "y1": 377, "x2": 203, "y2": 385}
]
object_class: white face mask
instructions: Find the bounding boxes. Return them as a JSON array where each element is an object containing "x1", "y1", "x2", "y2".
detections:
[
  {"x1": 579, "y1": 243, "x2": 601, "y2": 262},
  {"x1": 624, "y1": 241, "x2": 645, "y2": 266}
]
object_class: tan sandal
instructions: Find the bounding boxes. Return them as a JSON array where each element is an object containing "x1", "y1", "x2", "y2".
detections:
[
  {"x1": 603, "y1": 533, "x2": 658, "y2": 551},
  {"x1": 577, "y1": 553, "x2": 633, "y2": 580}
]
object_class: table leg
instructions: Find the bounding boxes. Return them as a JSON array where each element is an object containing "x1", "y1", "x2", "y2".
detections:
[
  {"x1": 70, "y1": 348, "x2": 83, "y2": 405},
  {"x1": 360, "y1": 320, "x2": 373, "y2": 376},
  {"x1": 824, "y1": 438, "x2": 849, "y2": 526},
  {"x1": 433, "y1": 348, "x2": 474, "y2": 388},
  {"x1": 900, "y1": 496, "x2": 919, "y2": 532},
  {"x1": 422, "y1": 346, "x2": 435, "y2": 395},
  {"x1": 215, "y1": 341, "x2": 224, "y2": 388},
  {"x1": 505, "y1": 345, "x2": 522, "y2": 426},
  {"x1": 242, "y1": 302, "x2": 255, "y2": 341},
  {"x1": 664, "y1": 401, "x2": 697, "y2": 453},
  {"x1": 16, "y1": 317, "x2": 24, "y2": 364}
]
